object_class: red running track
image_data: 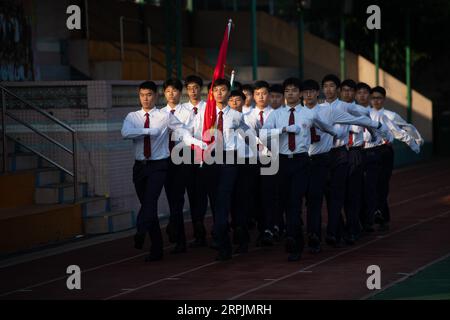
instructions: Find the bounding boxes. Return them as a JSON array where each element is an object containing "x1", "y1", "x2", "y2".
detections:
[{"x1": 1, "y1": 158, "x2": 450, "y2": 300}]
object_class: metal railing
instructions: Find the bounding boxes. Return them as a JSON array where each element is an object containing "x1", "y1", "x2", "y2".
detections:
[{"x1": 0, "y1": 85, "x2": 79, "y2": 203}]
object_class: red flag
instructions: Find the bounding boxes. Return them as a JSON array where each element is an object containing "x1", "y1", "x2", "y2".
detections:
[{"x1": 195, "y1": 20, "x2": 232, "y2": 162}]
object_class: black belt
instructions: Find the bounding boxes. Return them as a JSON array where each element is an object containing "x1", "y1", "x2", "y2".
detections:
[
  {"x1": 135, "y1": 158, "x2": 169, "y2": 165},
  {"x1": 349, "y1": 146, "x2": 363, "y2": 150},
  {"x1": 280, "y1": 152, "x2": 308, "y2": 159},
  {"x1": 331, "y1": 145, "x2": 348, "y2": 152}
]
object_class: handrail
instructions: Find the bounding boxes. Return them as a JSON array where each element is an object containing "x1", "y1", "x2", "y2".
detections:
[{"x1": 0, "y1": 85, "x2": 79, "y2": 203}]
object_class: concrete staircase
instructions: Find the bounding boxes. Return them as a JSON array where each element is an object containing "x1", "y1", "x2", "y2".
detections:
[{"x1": 0, "y1": 142, "x2": 136, "y2": 256}]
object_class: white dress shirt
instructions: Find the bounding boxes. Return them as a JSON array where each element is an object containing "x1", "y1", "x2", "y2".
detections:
[
  {"x1": 261, "y1": 105, "x2": 337, "y2": 155},
  {"x1": 186, "y1": 105, "x2": 250, "y2": 152},
  {"x1": 308, "y1": 103, "x2": 379, "y2": 156},
  {"x1": 320, "y1": 98, "x2": 371, "y2": 148},
  {"x1": 121, "y1": 107, "x2": 194, "y2": 160},
  {"x1": 381, "y1": 108, "x2": 424, "y2": 146},
  {"x1": 161, "y1": 104, "x2": 194, "y2": 146},
  {"x1": 242, "y1": 105, "x2": 254, "y2": 115},
  {"x1": 242, "y1": 106, "x2": 274, "y2": 158}
]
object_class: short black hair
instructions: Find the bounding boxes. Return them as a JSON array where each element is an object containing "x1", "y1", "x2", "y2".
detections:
[
  {"x1": 283, "y1": 77, "x2": 302, "y2": 91},
  {"x1": 163, "y1": 78, "x2": 183, "y2": 91},
  {"x1": 139, "y1": 81, "x2": 157, "y2": 93},
  {"x1": 341, "y1": 79, "x2": 357, "y2": 90},
  {"x1": 241, "y1": 84, "x2": 254, "y2": 94},
  {"x1": 184, "y1": 75, "x2": 203, "y2": 88},
  {"x1": 212, "y1": 78, "x2": 231, "y2": 90},
  {"x1": 356, "y1": 82, "x2": 371, "y2": 92},
  {"x1": 321, "y1": 74, "x2": 341, "y2": 88},
  {"x1": 269, "y1": 84, "x2": 284, "y2": 94},
  {"x1": 301, "y1": 79, "x2": 320, "y2": 91},
  {"x1": 370, "y1": 86, "x2": 386, "y2": 97},
  {"x1": 229, "y1": 90, "x2": 246, "y2": 100},
  {"x1": 254, "y1": 80, "x2": 270, "y2": 91},
  {"x1": 232, "y1": 81, "x2": 243, "y2": 91}
]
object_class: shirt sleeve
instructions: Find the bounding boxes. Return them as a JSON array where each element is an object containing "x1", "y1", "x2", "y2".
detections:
[
  {"x1": 346, "y1": 102, "x2": 371, "y2": 117},
  {"x1": 332, "y1": 108, "x2": 379, "y2": 128},
  {"x1": 121, "y1": 113, "x2": 150, "y2": 139}
]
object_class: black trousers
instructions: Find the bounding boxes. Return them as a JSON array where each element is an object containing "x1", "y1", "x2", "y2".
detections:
[
  {"x1": 306, "y1": 151, "x2": 331, "y2": 240},
  {"x1": 278, "y1": 154, "x2": 310, "y2": 252},
  {"x1": 326, "y1": 146, "x2": 349, "y2": 240},
  {"x1": 185, "y1": 149, "x2": 207, "y2": 240},
  {"x1": 164, "y1": 159, "x2": 189, "y2": 245},
  {"x1": 231, "y1": 161, "x2": 257, "y2": 244},
  {"x1": 254, "y1": 162, "x2": 277, "y2": 234},
  {"x1": 213, "y1": 163, "x2": 239, "y2": 256},
  {"x1": 377, "y1": 144, "x2": 394, "y2": 222},
  {"x1": 133, "y1": 159, "x2": 169, "y2": 257},
  {"x1": 344, "y1": 147, "x2": 364, "y2": 236},
  {"x1": 362, "y1": 146, "x2": 382, "y2": 226}
]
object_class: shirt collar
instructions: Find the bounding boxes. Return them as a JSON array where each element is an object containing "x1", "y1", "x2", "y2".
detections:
[
  {"x1": 165, "y1": 103, "x2": 182, "y2": 112},
  {"x1": 139, "y1": 107, "x2": 157, "y2": 116},
  {"x1": 217, "y1": 105, "x2": 230, "y2": 114},
  {"x1": 285, "y1": 104, "x2": 302, "y2": 112}
]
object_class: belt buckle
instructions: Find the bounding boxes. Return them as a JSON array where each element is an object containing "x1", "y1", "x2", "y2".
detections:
[{"x1": 288, "y1": 154, "x2": 294, "y2": 159}]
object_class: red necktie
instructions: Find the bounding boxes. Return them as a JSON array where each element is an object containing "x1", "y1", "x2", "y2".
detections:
[
  {"x1": 169, "y1": 109, "x2": 175, "y2": 151},
  {"x1": 288, "y1": 108, "x2": 295, "y2": 151},
  {"x1": 218, "y1": 111, "x2": 224, "y2": 133},
  {"x1": 310, "y1": 127, "x2": 320, "y2": 144},
  {"x1": 259, "y1": 110, "x2": 264, "y2": 126},
  {"x1": 144, "y1": 113, "x2": 151, "y2": 159},
  {"x1": 348, "y1": 131, "x2": 354, "y2": 147},
  {"x1": 193, "y1": 107, "x2": 198, "y2": 115}
]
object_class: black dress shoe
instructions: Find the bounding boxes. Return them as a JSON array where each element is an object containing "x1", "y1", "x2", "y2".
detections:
[
  {"x1": 363, "y1": 224, "x2": 375, "y2": 233},
  {"x1": 285, "y1": 237, "x2": 296, "y2": 253},
  {"x1": 134, "y1": 232, "x2": 145, "y2": 250},
  {"x1": 215, "y1": 253, "x2": 232, "y2": 261},
  {"x1": 144, "y1": 254, "x2": 163, "y2": 262},
  {"x1": 171, "y1": 244, "x2": 187, "y2": 254},
  {"x1": 308, "y1": 234, "x2": 321, "y2": 254},
  {"x1": 288, "y1": 252, "x2": 301, "y2": 262},
  {"x1": 234, "y1": 244, "x2": 249, "y2": 254},
  {"x1": 189, "y1": 238, "x2": 207, "y2": 248},
  {"x1": 344, "y1": 234, "x2": 356, "y2": 246},
  {"x1": 325, "y1": 235, "x2": 337, "y2": 247},
  {"x1": 261, "y1": 230, "x2": 274, "y2": 246},
  {"x1": 165, "y1": 223, "x2": 177, "y2": 244},
  {"x1": 378, "y1": 222, "x2": 390, "y2": 232},
  {"x1": 374, "y1": 210, "x2": 384, "y2": 225}
]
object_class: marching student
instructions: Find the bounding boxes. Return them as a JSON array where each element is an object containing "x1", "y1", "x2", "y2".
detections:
[
  {"x1": 355, "y1": 82, "x2": 373, "y2": 229},
  {"x1": 182, "y1": 75, "x2": 209, "y2": 248},
  {"x1": 228, "y1": 90, "x2": 246, "y2": 113},
  {"x1": 242, "y1": 84, "x2": 255, "y2": 114},
  {"x1": 302, "y1": 79, "x2": 381, "y2": 253},
  {"x1": 269, "y1": 84, "x2": 285, "y2": 110},
  {"x1": 260, "y1": 77, "x2": 338, "y2": 262},
  {"x1": 340, "y1": 79, "x2": 365, "y2": 244},
  {"x1": 186, "y1": 78, "x2": 252, "y2": 261},
  {"x1": 121, "y1": 81, "x2": 203, "y2": 262},
  {"x1": 320, "y1": 74, "x2": 378, "y2": 247},
  {"x1": 243, "y1": 80, "x2": 275, "y2": 246},
  {"x1": 365, "y1": 86, "x2": 421, "y2": 231},
  {"x1": 161, "y1": 78, "x2": 194, "y2": 254}
]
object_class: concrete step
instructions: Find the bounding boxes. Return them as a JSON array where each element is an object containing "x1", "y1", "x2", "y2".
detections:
[
  {"x1": 35, "y1": 168, "x2": 65, "y2": 186},
  {"x1": 83, "y1": 210, "x2": 136, "y2": 235},
  {"x1": 35, "y1": 182, "x2": 88, "y2": 204},
  {"x1": 0, "y1": 170, "x2": 35, "y2": 209},
  {"x1": 8, "y1": 152, "x2": 39, "y2": 171},
  {"x1": 69, "y1": 196, "x2": 111, "y2": 217},
  {"x1": 0, "y1": 203, "x2": 82, "y2": 255}
]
